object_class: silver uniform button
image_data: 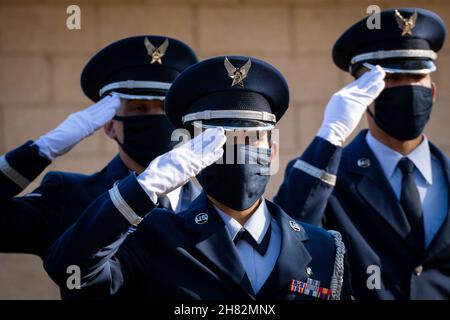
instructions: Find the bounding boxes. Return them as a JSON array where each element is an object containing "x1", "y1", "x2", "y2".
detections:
[
  {"x1": 357, "y1": 158, "x2": 371, "y2": 168},
  {"x1": 415, "y1": 265, "x2": 423, "y2": 276}
]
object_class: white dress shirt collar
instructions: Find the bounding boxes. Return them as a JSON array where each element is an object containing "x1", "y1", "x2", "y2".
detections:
[
  {"x1": 366, "y1": 131, "x2": 433, "y2": 185},
  {"x1": 214, "y1": 198, "x2": 271, "y2": 244},
  {"x1": 165, "y1": 186, "x2": 182, "y2": 211}
]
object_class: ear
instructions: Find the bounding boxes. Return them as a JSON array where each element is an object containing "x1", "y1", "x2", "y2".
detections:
[
  {"x1": 268, "y1": 141, "x2": 280, "y2": 175},
  {"x1": 431, "y1": 81, "x2": 437, "y2": 103},
  {"x1": 103, "y1": 120, "x2": 117, "y2": 140},
  {"x1": 271, "y1": 141, "x2": 278, "y2": 162}
]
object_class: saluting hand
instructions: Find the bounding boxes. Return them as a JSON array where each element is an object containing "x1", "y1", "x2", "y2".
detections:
[
  {"x1": 137, "y1": 127, "x2": 226, "y2": 204},
  {"x1": 34, "y1": 95, "x2": 121, "y2": 160},
  {"x1": 317, "y1": 65, "x2": 386, "y2": 146}
]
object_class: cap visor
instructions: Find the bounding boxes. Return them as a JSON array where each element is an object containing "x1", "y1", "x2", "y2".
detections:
[
  {"x1": 191, "y1": 119, "x2": 274, "y2": 131},
  {"x1": 362, "y1": 59, "x2": 436, "y2": 74}
]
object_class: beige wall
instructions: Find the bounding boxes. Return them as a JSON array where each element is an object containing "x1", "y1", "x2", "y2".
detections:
[{"x1": 0, "y1": 0, "x2": 449, "y2": 299}]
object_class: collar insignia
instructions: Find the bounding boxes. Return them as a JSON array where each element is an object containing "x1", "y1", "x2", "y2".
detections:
[
  {"x1": 289, "y1": 220, "x2": 301, "y2": 232},
  {"x1": 357, "y1": 158, "x2": 371, "y2": 168},
  {"x1": 195, "y1": 213, "x2": 209, "y2": 225}
]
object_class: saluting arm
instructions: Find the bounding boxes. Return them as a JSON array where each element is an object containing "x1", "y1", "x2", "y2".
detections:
[
  {"x1": 0, "y1": 96, "x2": 121, "y2": 255},
  {"x1": 43, "y1": 128, "x2": 226, "y2": 297},
  {"x1": 274, "y1": 136, "x2": 342, "y2": 225},
  {"x1": 0, "y1": 141, "x2": 67, "y2": 255},
  {"x1": 44, "y1": 172, "x2": 156, "y2": 297},
  {"x1": 0, "y1": 142, "x2": 51, "y2": 201},
  {"x1": 274, "y1": 66, "x2": 386, "y2": 226}
]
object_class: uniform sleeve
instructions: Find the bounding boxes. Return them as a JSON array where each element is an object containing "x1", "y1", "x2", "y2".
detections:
[
  {"x1": 0, "y1": 142, "x2": 66, "y2": 256},
  {"x1": 44, "y1": 173, "x2": 156, "y2": 298},
  {"x1": 274, "y1": 136, "x2": 342, "y2": 226},
  {"x1": 0, "y1": 141, "x2": 51, "y2": 200},
  {"x1": 0, "y1": 172, "x2": 66, "y2": 255}
]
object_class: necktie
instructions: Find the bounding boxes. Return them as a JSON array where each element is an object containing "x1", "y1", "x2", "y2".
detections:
[
  {"x1": 157, "y1": 195, "x2": 173, "y2": 211},
  {"x1": 398, "y1": 157, "x2": 425, "y2": 249},
  {"x1": 233, "y1": 224, "x2": 272, "y2": 256}
]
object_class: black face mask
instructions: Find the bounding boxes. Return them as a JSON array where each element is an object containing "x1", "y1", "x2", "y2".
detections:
[
  {"x1": 368, "y1": 85, "x2": 433, "y2": 140},
  {"x1": 197, "y1": 144, "x2": 272, "y2": 211},
  {"x1": 113, "y1": 114, "x2": 176, "y2": 167}
]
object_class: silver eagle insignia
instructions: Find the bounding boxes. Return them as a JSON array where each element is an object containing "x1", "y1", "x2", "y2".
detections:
[
  {"x1": 394, "y1": 10, "x2": 418, "y2": 37},
  {"x1": 144, "y1": 37, "x2": 169, "y2": 64},
  {"x1": 224, "y1": 57, "x2": 252, "y2": 87}
]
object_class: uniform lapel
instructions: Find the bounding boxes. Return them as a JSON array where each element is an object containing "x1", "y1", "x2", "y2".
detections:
[
  {"x1": 178, "y1": 180, "x2": 202, "y2": 212},
  {"x1": 344, "y1": 131, "x2": 413, "y2": 247},
  {"x1": 184, "y1": 193, "x2": 254, "y2": 298},
  {"x1": 424, "y1": 143, "x2": 450, "y2": 261},
  {"x1": 256, "y1": 201, "x2": 311, "y2": 299}
]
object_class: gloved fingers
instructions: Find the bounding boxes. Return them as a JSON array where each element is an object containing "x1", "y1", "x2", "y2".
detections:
[
  {"x1": 96, "y1": 104, "x2": 120, "y2": 123},
  {"x1": 203, "y1": 146, "x2": 224, "y2": 166},
  {"x1": 83, "y1": 96, "x2": 112, "y2": 113},
  {"x1": 87, "y1": 95, "x2": 121, "y2": 117},
  {"x1": 342, "y1": 65, "x2": 383, "y2": 93},
  {"x1": 347, "y1": 79, "x2": 385, "y2": 102},
  {"x1": 105, "y1": 95, "x2": 121, "y2": 112},
  {"x1": 61, "y1": 112, "x2": 89, "y2": 132},
  {"x1": 346, "y1": 77, "x2": 384, "y2": 96},
  {"x1": 188, "y1": 131, "x2": 205, "y2": 155},
  {"x1": 355, "y1": 65, "x2": 386, "y2": 89},
  {"x1": 202, "y1": 127, "x2": 226, "y2": 154},
  {"x1": 201, "y1": 127, "x2": 225, "y2": 143},
  {"x1": 87, "y1": 96, "x2": 121, "y2": 129},
  {"x1": 365, "y1": 80, "x2": 386, "y2": 98},
  {"x1": 190, "y1": 127, "x2": 226, "y2": 155},
  {"x1": 98, "y1": 94, "x2": 121, "y2": 108},
  {"x1": 341, "y1": 68, "x2": 373, "y2": 91}
]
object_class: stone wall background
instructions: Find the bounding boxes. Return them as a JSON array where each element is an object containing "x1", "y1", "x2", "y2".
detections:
[{"x1": 0, "y1": 0, "x2": 449, "y2": 299}]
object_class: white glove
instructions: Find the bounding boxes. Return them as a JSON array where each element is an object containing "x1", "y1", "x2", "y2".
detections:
[
  {"x1": 34, "y1": 95, "x2": 121, "y2": 160},
  {"x1": 317, "y1": 66, "x2": 386, "y2": 146},
  {"x1": 137, "y1": 127, "x2": 226, "y2": 204}
]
